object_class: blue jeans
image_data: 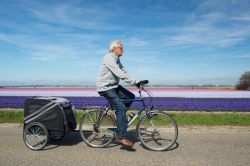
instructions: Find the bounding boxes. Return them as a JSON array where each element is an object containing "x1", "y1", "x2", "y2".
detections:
[{"x1": 98, "y1": 85, "x2": 135, "y2": 138}]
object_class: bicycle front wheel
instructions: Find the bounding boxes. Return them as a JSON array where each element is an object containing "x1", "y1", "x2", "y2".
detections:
[
  {"x1": 136, "y1": 111, "x2": 178, "y2": 151},
  {"x1": 79, "y1": 109, "x2": 116, "y2": 148}
]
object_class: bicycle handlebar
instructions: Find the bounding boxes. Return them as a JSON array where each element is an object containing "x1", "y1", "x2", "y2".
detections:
[
  {"x1": 135, "y1": 80, "x2": 153, "y2": 107},
  {"x1": 135, "y1": 80, "x2": 149, "y2": 90}
]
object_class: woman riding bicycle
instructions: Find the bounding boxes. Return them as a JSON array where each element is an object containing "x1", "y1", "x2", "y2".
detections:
[{"x1": 96, "y1": 40, "x2": 142, "y2": 148}]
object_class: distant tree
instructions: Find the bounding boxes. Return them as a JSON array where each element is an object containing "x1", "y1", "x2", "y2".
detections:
[{"x1": 236, "y1": 70, "x2": 250, "y2": 90}]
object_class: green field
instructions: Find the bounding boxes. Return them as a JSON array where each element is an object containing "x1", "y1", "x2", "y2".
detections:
[{"x1": 1, "y1": 109, "x2": 250, "y2": 126}]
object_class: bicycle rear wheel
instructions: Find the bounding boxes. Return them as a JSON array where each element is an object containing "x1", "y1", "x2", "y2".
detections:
[
  {"x1": 137, "y1": 111, "x2": 178, "y2": 151},
  {"x1": 79, "y1": 109, "x2": 116, "y2": 148}
]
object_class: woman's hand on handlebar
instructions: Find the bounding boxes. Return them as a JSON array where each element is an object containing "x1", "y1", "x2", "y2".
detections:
[{"x1": 135, "y1": 80, "x2": 149, "y2": 89}]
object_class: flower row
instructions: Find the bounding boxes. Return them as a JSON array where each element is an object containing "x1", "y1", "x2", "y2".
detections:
[{"x1": 0, "y1": 96, "x2": 250, "y2": 111}]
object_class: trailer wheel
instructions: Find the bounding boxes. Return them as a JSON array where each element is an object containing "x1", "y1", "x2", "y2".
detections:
[{"x1": 23, "y1": 122, "x2": 49, "y2": 150}]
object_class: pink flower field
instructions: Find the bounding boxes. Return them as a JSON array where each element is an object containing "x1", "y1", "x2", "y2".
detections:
[{"x1": 0, "y1": 87, "x2": 249, "y2": 98}]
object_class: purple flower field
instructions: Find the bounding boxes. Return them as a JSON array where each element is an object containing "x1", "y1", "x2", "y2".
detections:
[
  {"x1": 0, "y1": 87, "x2": 249, "y2": 111},
  {"x1": 1, "y1": 96, "x2": 250, "y2": 111}
]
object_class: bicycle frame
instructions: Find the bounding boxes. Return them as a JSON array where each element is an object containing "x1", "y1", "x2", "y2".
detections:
[
  {"x1": 101, "y1": 88, "x2": 154, "y2": 127},
  {"x1": 127, "y1": 89, "x2": 154, "y2": 126}
]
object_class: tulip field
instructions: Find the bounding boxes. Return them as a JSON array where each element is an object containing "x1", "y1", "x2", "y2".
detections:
[{"x1": 0, "y1": 87, "x2": 250, "y2": 111}]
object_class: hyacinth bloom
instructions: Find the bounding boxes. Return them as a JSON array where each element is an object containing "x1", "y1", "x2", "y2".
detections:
[
  {"x1": 0, "y1": 96, "x2": 250, "y2": 111},
  {"x1": 0, "y1": 87, "x2": 249, "y2": 111}
]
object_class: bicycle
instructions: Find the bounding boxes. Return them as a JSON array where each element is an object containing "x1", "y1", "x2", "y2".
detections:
[{"x1": 79, "y1": 80, "x2": 178, "y2": 151}]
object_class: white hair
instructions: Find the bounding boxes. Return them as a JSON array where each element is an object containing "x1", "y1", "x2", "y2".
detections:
[{"x1": 109, "y1": 40, "x2": 123, "y2": 52}]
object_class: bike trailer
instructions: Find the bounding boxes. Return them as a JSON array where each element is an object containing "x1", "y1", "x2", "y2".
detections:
[{"x1": 23, "y1": 96, "x2": 77, "y2": 150}]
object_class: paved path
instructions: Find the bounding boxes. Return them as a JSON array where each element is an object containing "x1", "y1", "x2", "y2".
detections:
[{"x1": 0, "y1": 124, "x2": 250, "y2": 166}]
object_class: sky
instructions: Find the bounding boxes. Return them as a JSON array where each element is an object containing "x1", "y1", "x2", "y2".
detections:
[{"x1": 0, "y1": 0, "x2": 250, "y2": 86}]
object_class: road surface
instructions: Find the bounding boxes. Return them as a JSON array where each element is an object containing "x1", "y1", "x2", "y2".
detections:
[{"x1": 0, "y1": 124, "x2": 250, "y2": 166}]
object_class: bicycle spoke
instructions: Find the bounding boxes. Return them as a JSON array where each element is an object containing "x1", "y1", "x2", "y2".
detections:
[
  {"x1": 30, "y1": 128, "x2": 36, "y2": 136},
  {"x1": 137, "y1": 111, "x2": 178, "y2": 151},
  {"x1": 88, "y1": 133, "x2": 98, "y2": 142},
  {"x1": 32, "y1": 139, "x2": 47, "y2": 147},
  {"x1": 26, "y1": 130, "x2": 32, "y2": 136},
  {"x1": 140, "y1": 129, "x2": 153, "y2": 136},
  {"x1": 87, "y1": 111, "x2": 96, "y2": 124},
  {"x1": 79, "y1": 109, "x2": 115, "y2": 148},
  {"x1": 24, "y1": 122, "x2": 48, "y2": 150}
]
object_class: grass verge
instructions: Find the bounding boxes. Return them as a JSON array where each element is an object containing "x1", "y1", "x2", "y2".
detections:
[
  {"x1": 169, "y1": 112, "x2": 250, "y2": 126},
  {"x1": 1, "y1": 108, "x2": 250, "y2": 126},
  {"x1": 0, "y1": 109, "x2": 23, "y2": 123}
]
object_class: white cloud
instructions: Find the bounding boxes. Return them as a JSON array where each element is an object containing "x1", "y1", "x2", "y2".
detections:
[
  {"x1": 19, "y1": 0, "x2": 122, "y2": 31},
  {"x1": 167, "y1": 13, "x2": 250, "y2": 47},
  {"x1": 225, "y1": 54, "x2": 250, "y2": 59},
  {"x1": 127, "y1": 37, "x2": 150, "y2": 47},
  {"x1": 128, "y1": 1, "x2": 250, "y2": 49},
  {"x1": 232, "y1": 15, "x2": 250, "y2": 21}
]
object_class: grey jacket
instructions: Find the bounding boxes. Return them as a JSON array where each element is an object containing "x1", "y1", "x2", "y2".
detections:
[{"x1": 96, "y1": 52, "x2": 136, "y2": 92}]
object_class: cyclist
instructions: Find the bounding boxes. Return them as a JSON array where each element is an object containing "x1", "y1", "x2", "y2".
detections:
[{"x1": 96, "y1": 40, "x2": 140, "y2": 148}]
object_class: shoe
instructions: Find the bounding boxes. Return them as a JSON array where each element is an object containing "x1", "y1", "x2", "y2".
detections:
[{"x1": 116, "y1": 138, "x2": 134, "y2": 148}]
